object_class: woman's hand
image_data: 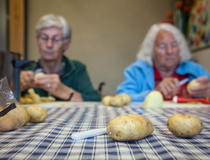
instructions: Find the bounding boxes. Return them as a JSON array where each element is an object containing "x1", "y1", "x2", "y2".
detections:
[
  {"x1": 188, "y1": 76, "x2": 210, "y2": 98},
  {"x1": 155, "y1": 78, "x2": 180, "y2": 99},
  {"x1": 20, "y1": 71, "x2": 35, "y2": 91},
  {"x1": 34, "y1": 74, "x2": 83, "y2": 101}
]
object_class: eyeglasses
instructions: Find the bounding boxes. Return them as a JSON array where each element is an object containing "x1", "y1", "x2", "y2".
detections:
[
  {"x1": 39, "y1": 34, "x2": 64, "y2": 45},
  {"x1": 156, "y1": 42, "x2": 178, "y2": 50}
]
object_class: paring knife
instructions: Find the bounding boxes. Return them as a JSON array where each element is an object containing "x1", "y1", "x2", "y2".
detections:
[
  {"x1": 179, "y1": 78, "x2": 189, "y2": 86},
  {"x1": 71, "y1": 128, "x2": 107, "y2": 140}
]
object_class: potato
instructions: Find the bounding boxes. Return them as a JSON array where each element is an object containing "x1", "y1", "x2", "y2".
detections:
[
  {"x1": 118, "y1": 93, "x2": 132, "y2": 105},
  {"x1": 0, "y1": 104, "x2": 29, "y2": 132},
  {"x1": 20, "y1": 97, "x2": 34, "y2": 104},
  {"x1": 102, "y1": 94, "x2": 131, "y2": 107},
  {"x1": 107, "y1": 114, "x2": 154, "y2": 141},
  {"x1": 17, "y1": 104, "x2": 30, "y2": 124},
  {"x1": 34, "y1": 72, "x2": 45, "y2": 81},
  {"x1": 187, "y1": 80, "x2": 201, "y2": 92},
  {"x1": 40, "y1": 96, "x2": 56, "y2": 103},
  {"x1": 102, "y1": 96, "x2": 112, "y2": 106},
  {"x1": 167, "y1": 113, "x2": 203, "y2": 138},
  {"x1": 110, "y1": 95, "x2": 124, "y2": 107},
  {"x1": 144, "y1": 91, "x2": 163, "y2": 110},
  {"x1": 27, "y1": 105, "x2": 47, "y2": 123},
  {"x1": 28, "y1": 88, "x2": 41, "y2": 104},
  {"x1": 20, "y1": 88, "x2": 56, "y2": 104}
]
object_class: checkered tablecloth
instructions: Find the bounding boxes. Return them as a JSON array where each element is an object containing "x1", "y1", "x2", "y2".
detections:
[{"x1": 0, "y1": 102, "x2": 210, "y2": 160}]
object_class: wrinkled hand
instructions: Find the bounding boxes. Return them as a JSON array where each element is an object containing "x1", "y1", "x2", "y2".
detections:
[
  {"x1": 70, "y1": 91, "x2": 83, "y2": 102},
  {"x1": 155, "y1": 78, "x2": 180, "y2": 99},
  {"x1": 20, "y1": 71, "x2": 35, "y2": 91},
  {"x1": 34, "y1": 74, "x2": 67, "y2": 98},
  {"x1": 188, "y1": 76, "x2": 210, "y2": 98},
  {"x1": 34, "y1": 74, "x2": 83, "y2": 101}
]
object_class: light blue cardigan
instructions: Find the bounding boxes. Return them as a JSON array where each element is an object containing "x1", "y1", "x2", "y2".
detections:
[{"x1": 116, "y1": 59, "x2": 210, "y2": 102}]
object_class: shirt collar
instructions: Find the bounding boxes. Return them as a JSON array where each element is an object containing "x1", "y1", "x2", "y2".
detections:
[{"x1": 34, "y1": 56, "x2": 74, "y2": 77}]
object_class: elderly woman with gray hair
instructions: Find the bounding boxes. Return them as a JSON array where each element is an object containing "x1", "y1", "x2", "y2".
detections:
[
  {"x1": 20, "y1": 14, "x2": 101, "y2": 102},
  {"x1": 117, "y1": 23, "x2": 210, "y2": 102}
]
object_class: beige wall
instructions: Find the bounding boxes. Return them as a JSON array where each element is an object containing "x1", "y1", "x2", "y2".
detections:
[
  {"x1": 27, "y1": 0, "x2": 210, "y2": 96},
  {"x1": 192, "y1": 48, "x2": 210, "y2": 71}
]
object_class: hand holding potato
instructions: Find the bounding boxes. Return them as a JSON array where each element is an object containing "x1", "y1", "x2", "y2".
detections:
[
  {"x1": 20, "y1": 71, "x2": 36, "y2": 91},
  {"x1": 20, "y1": 71, "x2": 46, "y2": 92},
  {"x1": 187, "y1": 76, "x2": 210, "y2": 98},
  {"x1": 34, "y1": 72, "x2": 45, "y2": 81},
  {"x1": 34, "y1": 73, "x2": 82, "y2": 101},
  {"x1": 107, "y1": 114, "x2": 154, "y2": 141}
]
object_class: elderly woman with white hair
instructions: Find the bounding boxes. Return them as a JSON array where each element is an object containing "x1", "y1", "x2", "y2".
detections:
[
  {"x1": 117, "y1": 23, "x2": 210, "y2": 102},
  {"x1": 20, "y1": 14, "x2": 101, "y2": 102}
]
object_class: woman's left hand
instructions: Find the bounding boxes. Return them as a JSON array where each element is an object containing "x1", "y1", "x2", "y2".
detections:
[
  {"x1": 34, "y1": 74, "x2": 83, "y2": 101},
  {"x1": 188, "y1": 76, "x2": 210, "y2": 98}
]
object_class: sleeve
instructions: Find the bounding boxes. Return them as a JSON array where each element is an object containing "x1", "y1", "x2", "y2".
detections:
[
  {"x1": 116, "y1": 64, "x2": 153, "y2": 102},
  {"x1": 179, "y1": 61, "x2": 210, "y2": 80},
  {"x1": 74, "y1": 65, "x2": 101, "y2": 101}
]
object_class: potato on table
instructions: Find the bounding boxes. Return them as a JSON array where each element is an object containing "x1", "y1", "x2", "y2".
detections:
[
  {"x1": 167, "y1": 113, "x2": 203, "y2": 138},
  {"x1": 107, "y1": 114, "x2": 154, "y2": 141},
  {"x1": 117, "y1": 93, "x2": 132, "y2": 105},
  {"x1": 20, "y1": 88, "x2": 55, "y2": 104},
  {"x1": 0, "y1": 104, "x2": 29, "y2": 132},
  {"x1": 144, "y1": 90, "x2": 163, "y2": 110},
  {"x1": 110, "y1": 95, "x2": 124, "y2": 107},
  {"x1": 102, "y1": 96, "x2": 113, "y2": 106},
  {"x1": 102, "y1": 93, "x2": 131, "y2": 107},
  {"x1": 27, "y1": 105, "x2": 47, "y2": 123}
]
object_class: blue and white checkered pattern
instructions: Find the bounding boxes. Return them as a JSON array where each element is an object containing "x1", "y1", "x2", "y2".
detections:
[{"x1": 0, "y1": 102, "x2": 210, "y2": 160}]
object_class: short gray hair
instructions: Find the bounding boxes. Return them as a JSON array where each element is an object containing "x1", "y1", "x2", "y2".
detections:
[
  {"x1": 36, "y1": 14, "x2": 72, "y2": 39},
  {"x1": 136, "y1": 23, "x2": 192, "y2": 65}
]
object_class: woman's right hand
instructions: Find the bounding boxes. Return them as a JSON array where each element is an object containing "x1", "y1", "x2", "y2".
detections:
[
  {"x1": 20, "y1": 71, "x2": 35, "y2": 91},
  {"x1": 155, "y1": 77, "x2": 180, "y2": 99}
]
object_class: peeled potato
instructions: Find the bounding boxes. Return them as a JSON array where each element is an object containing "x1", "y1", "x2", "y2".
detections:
[
  {"x1": 102, "y1": 94, "x2": 131, "y2": 107},
  {"x1": 0, "y1": 104, "x2": 29, "y2": 132},
  {"x1": 34, "y1": 72, "x2": 45, "y2": 81},
  {"x1": 27, "y1": 105, "x2": 47, "y2": 123},
  {"x1": 107, "y1": 114, "x2": 154, "y2": 141},
  {"x1": 20, "y1": 88, "x2": 56, "y2": 104},
  {"x1": 144, "y1": 91, "x2": 163, "y2": 110},
  {"x1": 20, "y1": 97, "x2": 34, "y2": 104},
  {"x1": 187, "y1": 80, "x2": 200, "y2": 92},
  {"x1": 28, "y1": 88, "x2": 41, "y2": 104},
  {"x1": 167, "y1": 113, "x2": 203, "y2": 138},
  {"x1": 40, "y1": 96, "x2": 56, "y2": 103}
]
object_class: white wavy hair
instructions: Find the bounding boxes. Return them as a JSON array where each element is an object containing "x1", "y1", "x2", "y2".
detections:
[
  {"x1": 136, "y1": 23, "x2": 192, "y2": 65},
  {"x1": 36, "y1": 14, "x2": 72, "y2": 39}
]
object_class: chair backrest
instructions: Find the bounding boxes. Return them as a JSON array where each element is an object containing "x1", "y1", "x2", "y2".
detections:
[
  {"x1": 97, "y1": 81, "x2": 106, "y2": 97},
  {"x1": 0, "y1": 51, "x2": 20, "y2": 92}
]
